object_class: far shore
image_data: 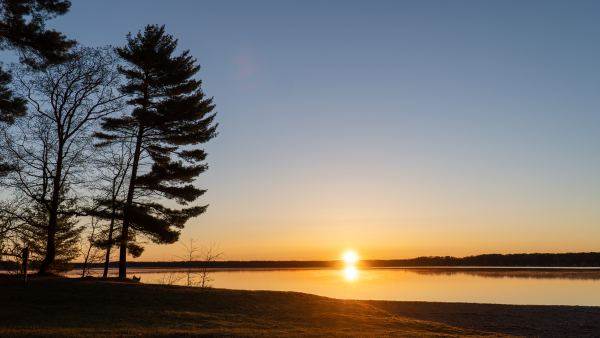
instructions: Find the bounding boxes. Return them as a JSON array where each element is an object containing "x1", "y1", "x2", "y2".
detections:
[{"x1": 71, "y1": 252, "x2": 600, "y2": 270}]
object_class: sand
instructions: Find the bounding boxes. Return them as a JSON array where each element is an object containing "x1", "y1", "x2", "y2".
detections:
[{"x1": 365, "y1": 300, "x2": 600, "y2": 337}]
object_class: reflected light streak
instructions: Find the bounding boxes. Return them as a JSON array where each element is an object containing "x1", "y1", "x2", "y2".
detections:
[{"x1": 345, "y1": 266, "x2": 356, "y2": 280}]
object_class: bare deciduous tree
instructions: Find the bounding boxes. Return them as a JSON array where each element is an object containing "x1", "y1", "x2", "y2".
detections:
[
  {"x1": 1, "y1": 46, "x2": 123, "y2": 274},
  {"x1": 151, "y1": 270, "x2": 184, "y2": 286},
  {"x1": 0, "y1": 202, "x2": 24, "y2": 274},
  {"x1": 85, "y1": 138, "x2": 135, "y2": 277},
  {"x1": 0, "y1": 200, "x2": 20, "y2": 244},
  {"x1": 197, "y1": 242, "x2": 224, "y2": 288},
  {"x1": 176, "y1": 237, "x2": 224, "y2": 288},
  {"x1": 79, "y1": 217, "x2": 106, "y2": 277}
]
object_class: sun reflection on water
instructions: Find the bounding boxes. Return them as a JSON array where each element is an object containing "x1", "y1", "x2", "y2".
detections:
[{"x1": 345, "y1": 266, "x2": 356, "y2": 280}]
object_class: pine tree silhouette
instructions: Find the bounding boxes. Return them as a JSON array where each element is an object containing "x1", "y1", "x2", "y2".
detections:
[
  {"x1": 95, "y1": 25, "x2": 218, "y2": 278},
  {"x1": 0, "y1": 0, "x2": 75, "y2": 123}
]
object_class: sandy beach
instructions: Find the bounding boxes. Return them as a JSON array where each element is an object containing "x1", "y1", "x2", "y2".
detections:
[{"x1": 365, "y1": 300, "x2": 600, "y2": 337}]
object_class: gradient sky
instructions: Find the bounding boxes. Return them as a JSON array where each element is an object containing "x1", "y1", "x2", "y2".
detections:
[{"x1": 36, "y1": 0, "x2": 600, "y2": 261}]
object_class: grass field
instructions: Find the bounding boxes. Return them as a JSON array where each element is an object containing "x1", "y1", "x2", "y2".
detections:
[{"x1": 0, "y1": 274, "x2": 516, "y2": 337}]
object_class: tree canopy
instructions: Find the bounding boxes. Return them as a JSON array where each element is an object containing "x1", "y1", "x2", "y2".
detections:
[
  {"x1": 0, "y1": 0, "x2": 75, "y2": 124},
  {"x1": 3, "y1": 46, "x2": 123, "y2": 274},
  {"x1": 95, "y1": 25, "x2": 218, "y2": 278}
]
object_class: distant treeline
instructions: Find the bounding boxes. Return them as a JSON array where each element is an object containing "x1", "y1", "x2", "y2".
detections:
[
  {"x1": 380, "y1": 252, "x2": 600, "y2": 267},
  {"x1": 66, "y1": 252, "x2": 600, "y2": 269}
]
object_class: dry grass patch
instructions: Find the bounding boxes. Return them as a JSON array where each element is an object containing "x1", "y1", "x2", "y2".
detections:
[{"x1": 0, "y1": 274, "x2": 517, "y2": 337}]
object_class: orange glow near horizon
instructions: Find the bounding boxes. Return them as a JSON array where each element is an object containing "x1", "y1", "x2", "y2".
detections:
[{"x1": 124, "y1": 211, "x2": 600, "y2": 262}]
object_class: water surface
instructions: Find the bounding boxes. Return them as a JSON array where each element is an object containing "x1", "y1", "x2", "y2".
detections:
[{"x1": 75, "y1": 267, "x2": 600, "y2": 306}]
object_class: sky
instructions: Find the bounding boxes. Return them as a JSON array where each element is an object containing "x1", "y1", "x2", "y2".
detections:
[{"x1": 33, "y1": 0, "x2": 600, "y2": 261}]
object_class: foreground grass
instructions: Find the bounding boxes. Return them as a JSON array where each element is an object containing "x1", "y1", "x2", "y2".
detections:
[{"x1": 0, "y1": 274, "x2": 516, "y2": 337}]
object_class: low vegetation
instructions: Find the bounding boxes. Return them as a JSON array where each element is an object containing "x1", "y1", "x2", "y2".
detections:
[{"x1": 0, "y1": 275, "x2": 515, "y2": 337}]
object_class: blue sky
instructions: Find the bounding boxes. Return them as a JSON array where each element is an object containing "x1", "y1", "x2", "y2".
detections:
[{"x1": 37, "y1": 0, "x2": 600, "y2": 260}]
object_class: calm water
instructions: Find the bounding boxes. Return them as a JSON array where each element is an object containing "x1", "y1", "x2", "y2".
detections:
[{"x1": 74, "y1": 267, "x2": 600, "y2": 306}]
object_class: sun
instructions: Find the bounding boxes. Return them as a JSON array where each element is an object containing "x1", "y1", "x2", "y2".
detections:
[{"x1": 345, "y1": 252, "x2": 357, "y2": 263}]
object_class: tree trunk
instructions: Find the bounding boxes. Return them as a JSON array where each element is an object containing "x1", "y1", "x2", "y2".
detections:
[
  {"x1": 102, "y1": 215, "x2": 115, "y2": 278},
  {"x1": 38, "y1": 139, "x2": 64, "y2": 275},
  {"x1": 118, "y1": 124, "x2": 144, "y2": 278}
]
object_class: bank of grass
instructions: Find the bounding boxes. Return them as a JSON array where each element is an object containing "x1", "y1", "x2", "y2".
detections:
[{"x1": 0, "y1": 274, "x2": 516, "y2": 337}]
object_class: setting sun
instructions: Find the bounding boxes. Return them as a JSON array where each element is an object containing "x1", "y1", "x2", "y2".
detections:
[{"x1": 345, "y1": 252, "x2": 357, "y2": 263}]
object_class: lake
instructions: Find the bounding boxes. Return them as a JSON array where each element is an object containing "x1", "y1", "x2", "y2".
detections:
[{"x1": 74, "y1": 267, "x2": 600, "y2": 306}]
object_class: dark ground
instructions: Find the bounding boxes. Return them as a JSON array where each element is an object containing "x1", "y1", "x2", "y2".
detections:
[
  {"x1": 2, "y1": 273, "x2": 599, "y2": 337},
  {"x1": 365, "y1": 300, "x2": 600, "y2": 338}
]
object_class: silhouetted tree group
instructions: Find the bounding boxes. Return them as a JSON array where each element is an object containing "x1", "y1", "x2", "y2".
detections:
[
  {"x1": 0, "y1": 2, "x2": 218, "y2": 277},
  {"x1": 396, "y1": 253, "x2": 600, "y2": 267}
]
